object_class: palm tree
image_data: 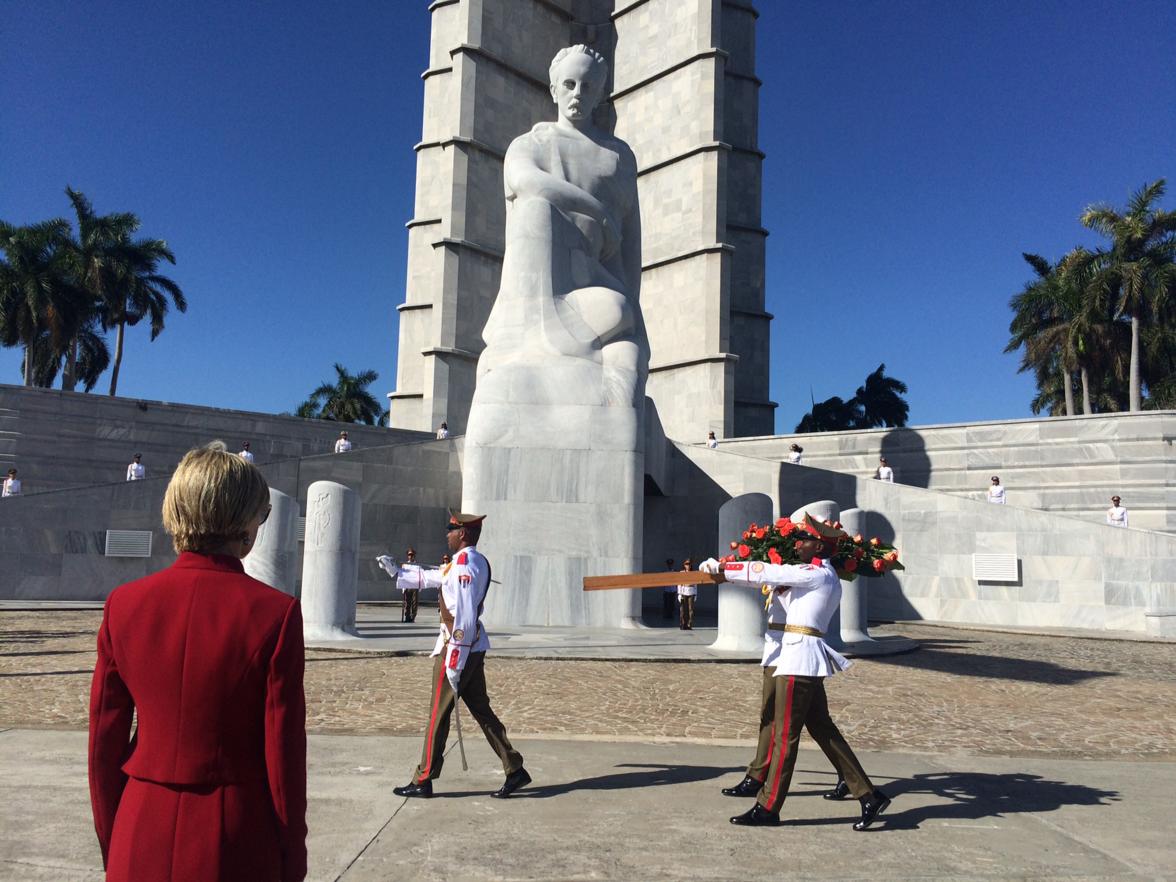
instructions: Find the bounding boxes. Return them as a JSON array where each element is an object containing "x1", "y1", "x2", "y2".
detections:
[
  {"x1": 1007, "y1": 252, "x2": 1085, "y2": 415},
  {"x1": 795, "y1": 395, "x2": 862, "y2": 433},
  {"x1": 60, "y1": 188, "x2": 135, "y2": 392},
  {"x1": 98, "y1": 234, "x2": 186, "y2": 396},
  {"x1": 1081, "y1": 179, "x2": 1176, "y2": 411},
  {"x1": 0, "y1": 220, "x2": 81, "y2": 386},
  {"x1": 852, "y1": 363, "x2": 909, "y2": 428},
  {"x1": 307, "y1": 364, "x2": 382, "y2": 424}
]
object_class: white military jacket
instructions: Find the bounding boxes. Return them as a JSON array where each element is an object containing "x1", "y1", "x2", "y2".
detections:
[
  {"x1": 721, "y1": 558, "x2": 851, "y2": 677},
  {"x1": 406, "y1": 546, "x2": 492, "y2": 673}
]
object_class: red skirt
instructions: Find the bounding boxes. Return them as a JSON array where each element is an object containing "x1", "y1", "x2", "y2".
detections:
[{"x1": 106, "y1": 777, "x2": 281, "y2": 882}]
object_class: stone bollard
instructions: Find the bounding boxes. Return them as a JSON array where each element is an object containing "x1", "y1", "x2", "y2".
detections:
[
  {"x1": 789, "y1": 499, "x2": 844, "y2": 650},
  {"x1": 789, "y1": 499, "x2": 840, "y2": 525},
  {"x1": 837, "y1": 508, "x2": 875, "y2": 644},
  {"x1": 710, "y1": 493, "x2": 773, "y2": 653},
  {"x1": 301, "y1": 481, "x2": 361, "y2": 641},
  {"x1": 243, "y1": 488, "x2": 299, "y2": 596}
]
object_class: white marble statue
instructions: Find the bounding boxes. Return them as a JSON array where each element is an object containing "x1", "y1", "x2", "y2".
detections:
[
  {"x1": 475, "y1": 43, "x2": 648, "y2": 412},
  {"x1": 463, "y1": 46, "x2": 647, "y2": 628}
]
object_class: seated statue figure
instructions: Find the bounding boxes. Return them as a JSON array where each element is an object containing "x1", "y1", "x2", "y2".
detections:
[{"x1": 473, "y1": 44, "x2": 648, "y2": 414}]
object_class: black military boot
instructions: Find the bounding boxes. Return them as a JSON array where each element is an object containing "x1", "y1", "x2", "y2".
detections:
[
  {"x1": 823, "y1": 777, "x2": 850, "y2": 800},
  {"x1": 730, "y1": 804, "x2": 780, "y2": 827},
  {"x1": 721, "y1": 775, "x2": 761, "y2": 798},
  {"x1": 393, "y1": 779, "x2": 434, "y2": 798},
  {"x1": 853, "y1": 789, "x2": 891, "y2": 830},
  {"x1": 491, "y1": 767, "x2": 532, "y2": 799}
]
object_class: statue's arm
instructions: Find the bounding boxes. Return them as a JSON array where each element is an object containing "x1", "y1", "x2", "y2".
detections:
[
  {"x1": 504, "y1": 135, "x2": 612, "y2": 224},
  {"x1": 619, "y1": 148, "x2": 642, "y2": 296}
]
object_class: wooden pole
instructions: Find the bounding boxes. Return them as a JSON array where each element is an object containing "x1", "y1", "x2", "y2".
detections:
[{"x1": 583, "y1": 571, "x2": 724, "y2": 591}]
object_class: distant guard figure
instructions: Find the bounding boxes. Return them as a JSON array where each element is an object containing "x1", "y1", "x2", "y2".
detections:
[
  {"x1": 386, "y1": 511, "x2": 530, "y2": 799},
  {"x1": 126, "y1": 453, "x2": 145, "y2": 481},
  {"x1": 787, "y1": 443, "x2": 803, "y2": 465},
  {"x1": 2, "y1": 467, "x2": 21, "y2": 497},
  {"x1": 874, "y1": 457, "x2": 893, "y2": 483},
  {"x1": 436, "y1": 422, "x2": 450, "y2": 440},
  {"x1": 706, "y1": 431, "x2": 718, "y2": 449},
  {"x1": 398, "y1": 546, "x2": 422, "y2": 623},
  {"x1": 1106, "y1": 495, "x2": 1128, "y2": 528},
  {"x1": 701, "y1": 517, "x2": 892, "y2": 830},
  {"x1": 334, "y1": 431, "x2": 352, "y2": 453},
  {"x1": 239, "y1": 441, "x2": 255, "y2": 463},
  {"x1": 987, "y1": 475, "x2": 1006, "y2": 504},
  {"x1": 677, "y1": 558, "x2": 698, "y2": 630}
]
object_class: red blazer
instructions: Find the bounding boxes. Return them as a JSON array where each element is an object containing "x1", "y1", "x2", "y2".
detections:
[{"x1": 89, "y1": 552, "x2": 307, "y2": 881}]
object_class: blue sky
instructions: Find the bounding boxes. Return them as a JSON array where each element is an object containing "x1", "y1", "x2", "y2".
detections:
[{"x1": 2, "y1": 1, "x2": 1173, "y2": 432}]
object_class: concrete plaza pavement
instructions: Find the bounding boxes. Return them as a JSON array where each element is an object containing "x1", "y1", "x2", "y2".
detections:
[{"x1": 1, "y1": 728, "x2": 1172, "y2": 881}]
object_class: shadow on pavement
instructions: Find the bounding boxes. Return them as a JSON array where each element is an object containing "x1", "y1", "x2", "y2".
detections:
[
  {"x1": 783, "y1": 770, "x2": 1120, "y2": 830},
  {"x1": 867, "y1": 640, "x2": 1115, "y2": 686},
  {"x1": 435, "y1": 763, "x2": 742, "y2": 799}
]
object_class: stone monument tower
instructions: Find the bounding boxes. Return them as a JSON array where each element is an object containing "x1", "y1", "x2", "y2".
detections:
[{"x1": 389, "y1": 0, "x2": 772, "y2": 443}]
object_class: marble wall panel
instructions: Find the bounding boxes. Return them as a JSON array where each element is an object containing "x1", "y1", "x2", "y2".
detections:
[
  {"x1": 719, "y1": 2, "x2": 756, "y2": 77},
  {"x1": 722, "y1": 75, "x2": 759, "y2": 149},
  {"x1": 637, "y1": 153, "x2": 720, "y2": 264},
  {"x1": 614, "y1": 63, "x2": 718, "y2": 169},
  {"x1": 613, "y1": 0, "x2": 708, "y2": 92},
  {"x1": 477, "y1": 0, "x2": 572, "y2": 85}
]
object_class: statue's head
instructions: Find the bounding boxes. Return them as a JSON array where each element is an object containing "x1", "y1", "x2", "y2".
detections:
[{"x1": 549, "y1": 44, "x2": 608, "y2": 125}]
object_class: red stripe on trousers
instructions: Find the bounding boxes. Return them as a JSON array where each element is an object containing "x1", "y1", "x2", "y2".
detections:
[
  {"x1": 416, "y1": 663, "x2": 447, "y2": 783},
  {"x1": 763, "y1": 676, "x2": 795, "y2": 810}
]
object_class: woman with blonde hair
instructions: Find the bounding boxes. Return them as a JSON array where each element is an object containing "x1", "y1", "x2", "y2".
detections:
[{"x1": 89, "y1": 441, "x2": 307, "y2": 882}]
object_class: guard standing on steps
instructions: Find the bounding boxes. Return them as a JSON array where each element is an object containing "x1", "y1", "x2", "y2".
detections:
[
  {"x1": 677, "y1": 558, "x2": 697, "y2": 630},
  {"x1": 386, "y1": 511, "x2": 530, "y2": 800},
  {"x1": 702, "y1": 515, "x2": 892, "y2": 831}
]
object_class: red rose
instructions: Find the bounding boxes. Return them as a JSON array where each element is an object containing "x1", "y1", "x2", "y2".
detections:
[
  {"x1": 854, "y1": 548, "x2": 865, "y2": 559},
  {"x1": 775, "y1": 518, "x2": 792, "y2": 531},
  {"x1": 872, "y1": 559, "x2": 884, "y2": 572},
  {"x1": 721, "y1": 554, "x2": 734, "y2": 563},
  {"x1": 729, "y1": 540, "x2": 738, "y2": 549},
  {"x1": 853, "y1": 534, "x2": 863, "y2": 544},
  {"x1": 737, "y1": 543, "x2": 751, "y2": 558},
  {"x1": 844, "y1": 558, "x2": 857, "y2": 572},
  {"x1": 870, "y1": 537, "x2": 881, "y2": 547},
  {"x1": 754, "y1": 528, "x2": 766, "y2": 539},
  {"x1": 885, "y1": 551, "x2": 899, "y2": 562},
  {"x1": 768, "y1": 547, "x2": 782, "y2": 565},
  {"x1": 743, "y1": 531, "x2": 750, "y2": 540}
]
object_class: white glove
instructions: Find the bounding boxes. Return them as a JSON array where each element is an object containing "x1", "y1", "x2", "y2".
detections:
[
  {"x1": 445, "y1": 666, "x2": 461, "y2": 695},
  {"x1": 698, "y1": 557, "x2": 721, "y2": 575},
  {"x1": 376, "y1": 555, "x2": 400, "y2": 578}
]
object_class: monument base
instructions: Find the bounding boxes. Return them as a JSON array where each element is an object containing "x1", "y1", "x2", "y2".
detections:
[{"x1": 463, "y1": 364, "x2": 643, "y2": 628}]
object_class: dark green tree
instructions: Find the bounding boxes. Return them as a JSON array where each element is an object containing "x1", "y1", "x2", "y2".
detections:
[
  {"x1": 1080, "y1": 179, "x2": 1176, "y2": 411},
  {"x1": 304, "y1": 364, "x2": 382, "y2": 424}
]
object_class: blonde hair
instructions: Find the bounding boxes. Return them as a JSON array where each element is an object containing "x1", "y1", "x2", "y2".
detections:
[{"x1": 162, "y1": 441, "x2": 270, "y2": 553}]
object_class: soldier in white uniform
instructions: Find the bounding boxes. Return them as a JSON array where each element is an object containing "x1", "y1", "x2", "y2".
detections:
[
  {"x1": 238, "y1": 441, "x2": 255, "y2": 463},
  {"x1": 395, "y1": 546, "x2": 422, "y2": 622},
  {"x1": 334, "y1": 431, "x2": 352, "y2": 453},
  {"x1": 701, "y1": 518, "x2": 891, "y2": 830},
  {"x1": 386, "y1": 511, "x2": 530, "y2": 799},
  {"x1": 436, "y1": 422, "x2": 450, "y2": 439},
  {"x1": 987, "y1": 475, "x2": 1006, "y2": 504},
  {"x1": 875, "y1": 457, "x2": 893, "y2": 482},
  {"x1": 125, "y1": 453, "x2": 145, "y2": 481},
  {"x1": 677, "y1": 558, "x2": 698, "y2": 630},
  {"x1": 2, "y1": 468, "x2": 21, "y2": 497},
  {"x1": 1106, "y1": 495, "x2": 1128, "y2": 527}
]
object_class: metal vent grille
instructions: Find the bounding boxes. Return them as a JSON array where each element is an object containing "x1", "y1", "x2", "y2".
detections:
[
  {"x1": 296, "y1": 517, "x2": 306, "y2": 543},
  {"x1": 972, "y1": 553, "x2": 1019, "y2": 582},
  {"x1": 105, "y1": 530, "x2": 153, "y2": 558}
]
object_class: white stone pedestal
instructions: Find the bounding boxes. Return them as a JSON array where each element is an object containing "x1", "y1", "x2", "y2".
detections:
[
  {"x1": 243, "y1": 488, "x2": 299, "y2": 596},
  {"x1": 838, "y1": 507, "x2": 875, "y2": 644},
  {"x1": 301, "y1": 481, "x2": 361, "y2": 641},
  {"x1": 711, "y1": 493, "x2": 773, "y2": 653},
  {"x1": 463, "y1": 364, "x2": 643, "y2": 629}
]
